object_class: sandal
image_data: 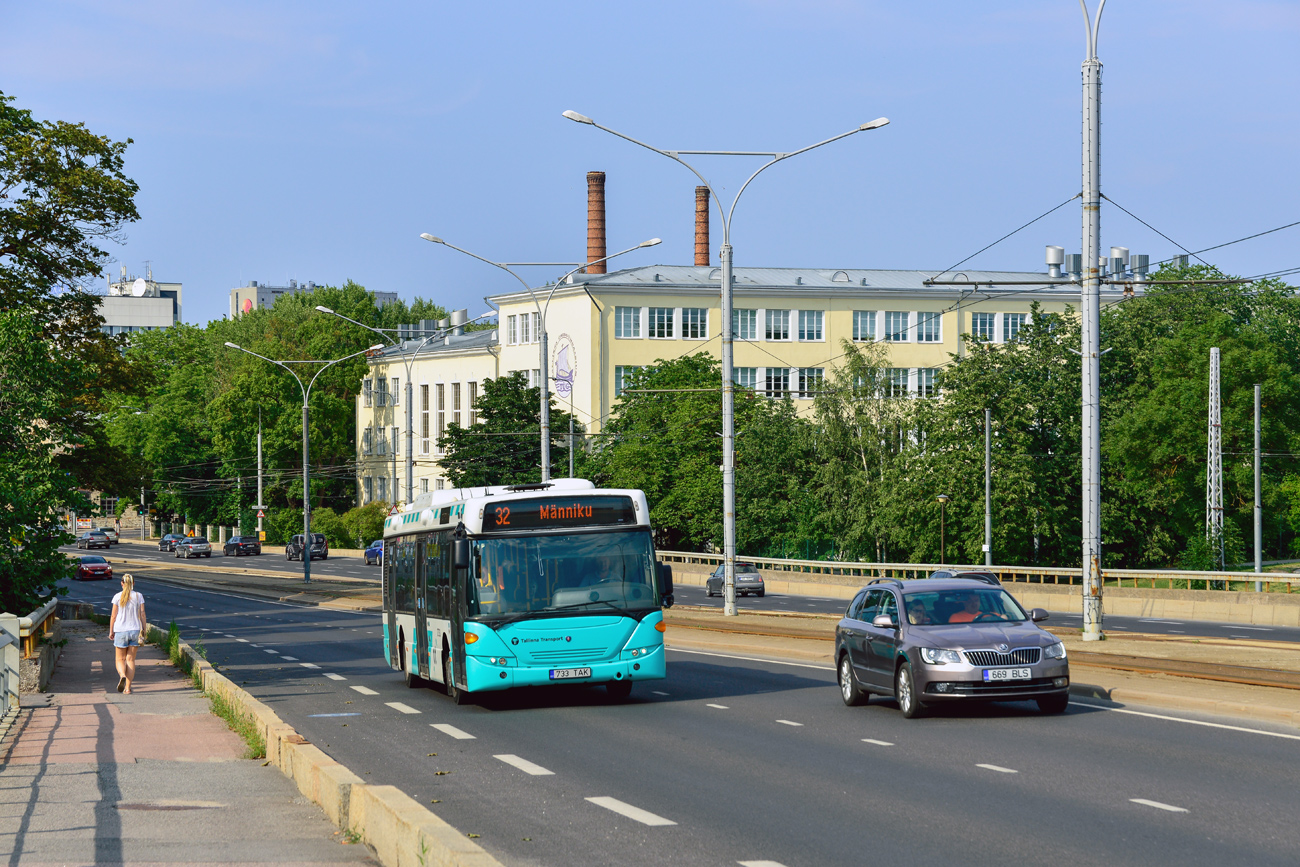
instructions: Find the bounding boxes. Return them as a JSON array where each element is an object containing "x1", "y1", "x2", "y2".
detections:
[{"x1": 116, "y1": 676, "x2": 126, "y2": 693}]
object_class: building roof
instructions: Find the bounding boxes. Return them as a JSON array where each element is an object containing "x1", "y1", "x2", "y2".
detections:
[{"x1": 372, "y1": 326, "x2": 498, "y2": 361}]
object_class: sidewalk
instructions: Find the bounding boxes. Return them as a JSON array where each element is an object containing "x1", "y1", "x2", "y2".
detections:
[{"x1": 0, "y1": 619, "x2": 378, "y2": 866}]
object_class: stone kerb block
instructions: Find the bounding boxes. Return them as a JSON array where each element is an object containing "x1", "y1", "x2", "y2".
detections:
[{"x1": 348, "y1": 784, "x2": 503, "y2": 867}]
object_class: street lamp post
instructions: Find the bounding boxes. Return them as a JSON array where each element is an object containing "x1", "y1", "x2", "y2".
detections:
[
  {"x1": 420, "y1": 234, "x2": 661, "y2": 482},
  {"x1": 314, "y1": 308, "x2": 497, "y2": 506},
  {"x1": 563, "y1": 109, "x2": 889, "y2": 616},
  {"x1": 937, "y1": 494, "x2": 951, "y2": 565},
  {"x1": 223, "y1": 342, "x2": 383, "y2": 583}
]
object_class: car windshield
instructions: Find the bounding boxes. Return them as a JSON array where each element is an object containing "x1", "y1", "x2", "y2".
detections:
[
  {"x1": 468, "y1": 529, "x2": 660, "y2": 619},
  {"x1": 369, "y1": 540, "x2": 382, "y2": 548},
  {"x1": 80, "y1": 556, "x2": 107, "y2": 564},
  {"x1": 902, "y1": 588, "x2": 1028, "y2": 625}
]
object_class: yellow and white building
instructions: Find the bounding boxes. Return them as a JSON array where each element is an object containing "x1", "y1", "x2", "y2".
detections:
[{"x1": 356, "y1": 264, "x2": 1124, "y2": 504}]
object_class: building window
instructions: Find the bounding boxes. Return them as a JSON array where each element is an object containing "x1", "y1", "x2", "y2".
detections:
[
  {"x1": 852, "y1": 311, "x2": 876, "y2": 342},
  {"x1": 919, "y1": 368, "x2": 938, "y2": 398},
  {"x1": 436, "y1": 384, "x2": 445, "y2": 453},
  {"x1": 916, "y1": 313, "x2": 940, "y2": 343},
  {"x1": 765, "y1": 310, "x2": 790, "y2": 341},
  {"x1": 682, "y1": 308, "x2": 708, "y2": 339},
  {"x1": 363, "y1": 378, "x2": 373, "y2": 407},
  {"x1": 1004, "y1": 313, "x2": 1027, "y2": 341},
  {"x1": 884, "y1": 311, "x2": 909, "y2": 342},
  {"x1": 452, "y1": 383, "x2": 461, "y2": 427},
  {"x1": 615, "y1": 306, "x2": 641, "y2": 338},
  {"x1": 798, "y1": 367, "x2": 824, "y2": 398},
  {"x1": 734, "y1": 367, "x2": 757, "y2": 390},
  {"x1": 391, "y1": 377, "x2": 400, "y2": 405},
  {"x1": 364, "y1": 477, "x2": 373, "y2": 503},
  {"x1": 468, "y1": 382, "x2": 478, "y2": 426},
  {"x1": 733, "y1": 309, "x2": 757, "y2": 340},
  {"x1": 615, "y1": 365, "x2": 640, "y2": 397},
  {"x1": 377, "y1": 476, "x2": 387, "y2": 502},
  {"x1": 376, "y1": 377, "x2": 389, "y2": 407},
  {"x1": 435, "y1": 478, "x2": 445, "y2": 491},
  {"x1": 971, "y1": 312, "x2": 995, "y2": 341},
  {"x1": 797, "y1": 310, "x2": 823, "y2": 341},
  {"x1": 764, "y1": 367, "x2": 790, "y2": 398},
  {"x1": 507, "y1": 315, "x2": 518, "y2": 345},
  {"x1": 392, "y1": 426, "x2": 399, "y2": 457},
  {"x1": 421, "y1": 384, "x2": 429, "y2": 453},
  {"x1": 649, "y1": 307, "x2": 674, "y2": 339},
  {"x1": 376, "y1": 428, "x2": 387, "y2": 456},
  {"x1": 886, "y1": 368, "x2": 910, "y2": 398},
  {"x1": 362, "y1": 427, "x2": 373, "y2": 455},
  {"x1": 421, "y1": 478, "x2": 428, "y2": 494},
  {"x1": 520, "y1": 313, "x2": 532, "y2": 344}
]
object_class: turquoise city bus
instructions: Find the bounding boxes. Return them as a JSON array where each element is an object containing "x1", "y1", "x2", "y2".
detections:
[{"x1": 381, "y1": 479, "x2": 674, "y2": 703}]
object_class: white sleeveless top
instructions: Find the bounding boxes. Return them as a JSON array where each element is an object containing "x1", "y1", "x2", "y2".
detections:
[{"x1": 112, "y1": 590, "x2": 144, "y2": 632}]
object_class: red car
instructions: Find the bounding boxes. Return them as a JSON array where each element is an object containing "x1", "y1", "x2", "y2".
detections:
[{"x1": 74, "y1": 555, "x2": 114, "y2": 580}]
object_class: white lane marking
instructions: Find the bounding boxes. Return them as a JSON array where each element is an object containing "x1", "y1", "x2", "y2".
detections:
[
  {"x1": 861, "y1": 738, "x2": 894, "y2": 746},
  {"x1": 494, "y1": 754, "x2": 554, "y2": 776},
  {"x1": 977, "y1": 763, "x2": 1018, "y2": 774},
  {"x1": 1131, "y1": 798, "x2": 1188, "y2": 813},
  {"x1": 707, "y1": 704, "x2": 730, "y2": 710},
  {"x1": 1138, "y1": 619, "x2": 1183, "y2": 625},
  {"x1": 281, "y1": 656, "x2": 299, "y2": 661},
  {"x1": 350, "y1": 685, "x2": 379, "y2": 696},
  {"x1": 1072, "y1": 700, "x2": 1300, "y2": 740},
  {"x1": 1233, "y1": 626, "x2": 1273, "y2": 631},
  {"x1": 668, "y1": 647, "x2": 834, "y2": 672},
  {"x1": 300, "y1": 662, "x2": 321, "y2": 669},
  {"x1": 1168, "y1": 630, "x2": 1185, "y2": 634},
  {"x1": 385, "y1": 702, "x2": 421, "y2": 714},
  {"x1": 739, "y1": 862, "x2": 789, "y2": 867},
  {"x1": 264, "y1": 649, "x2": 279, "y2": 654},
  {"x1": 585, "y1": 796, "x2": 676, "y2": 826},
  {"x1": 236, "y1": 638, "x2": 249, "y2": 643},
  {"x1": 430, "y1": 723, "x2": 475, "y2": 740},
  {"x1": 775, "y1": 720, "x2": 803, "y2": 727},
  {"x1": 250, "y1": 644, "x2": 261, "y2": 647},
  {"x1": 652, "y1": 691, "x2": 670, "y2": 696}
]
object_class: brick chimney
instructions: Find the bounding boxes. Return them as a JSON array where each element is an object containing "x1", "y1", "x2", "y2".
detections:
[
  {"x1": 586, "y1": 171, "x2": 606, "y2": 274},
  {"x1": 694, "y1": 185, "x2": 710, "y2": 267}
]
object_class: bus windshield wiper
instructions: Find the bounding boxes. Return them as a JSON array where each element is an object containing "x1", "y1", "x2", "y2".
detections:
[{"x1": 546, "y1": 599, "x2": 635, "y2": 619}]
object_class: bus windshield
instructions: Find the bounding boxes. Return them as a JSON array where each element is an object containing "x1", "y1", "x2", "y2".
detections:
[{"x1": 468, "y1": 529, "x2": 659, "y2": 619}]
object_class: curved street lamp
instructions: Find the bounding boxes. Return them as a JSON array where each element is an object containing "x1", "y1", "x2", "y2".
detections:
[
  {"x1": 563, "y1": 109, "x2": 889, "y2": 616},
  {"x1": 223, "y1": 341, "x2": 384, "y2": 583},
  {"x1": 420, "y1": 234, "x2": 661, "y2": 482}
]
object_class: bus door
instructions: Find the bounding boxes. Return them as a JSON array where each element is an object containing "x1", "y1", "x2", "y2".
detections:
[
  {"x1": 414, "y1": 538, "x2": 430, "y2": 679},
  {"x1": 383, "y1": 539, "x2": 398, "y2": 670},
  {"x1": 447, "y1": 535, "x2": 468, "y2": 691}
]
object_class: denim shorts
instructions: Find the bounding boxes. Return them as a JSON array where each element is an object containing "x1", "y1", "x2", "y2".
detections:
[{"x1": 114, "y1": 630, "x2": 140, "y2": 648}]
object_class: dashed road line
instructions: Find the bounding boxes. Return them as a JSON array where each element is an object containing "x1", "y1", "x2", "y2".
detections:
[
  {"x1": 585, "y1": 796, "x2": 676, "y2": 826},
  {"x1": 861, "y1": 738, "x2": 894, "y2": 746},
  {"x1": 385, "y1": 702, "x2": 421, "y2": 714},
  {"x1": 236, "y1": 638, "x2": 249, "y2": 643},
  {"x1": 430, "y1": 723, "x2": 476, "y2": 740},
  {"x1": 775, "y1": 720, "x2": 803, "y2": 727},
  {"x1": 707, "y1": 704, "x2": 729, "y2": 710},
  {"x1": 494, "y1": 754, "x2": 554, "y2": 776},
  {"x1": 1138, "y1": 619, "x2": 1183, "y2": 625},
  {"x1": 1131, "y1": 798, "x2": 1188, "y2": 813},
  {"x1": 739, "y1": 862, "x2": 789, "y2": 867},
  {"x1": 264, "y1": 649, "x2": 279, "y2": 654},
  {"x1": 300, "y1": 662, "x2": 321, "y2": 669},
  {"x1": 350, "y1": 685, "x2": 379, "y2": 696},
  {"x1": 977, "y1": 764, "x2": 1018, "y2": 774},
  {"x1": 281, "y1": 656, "x2": 299, "y2": 661},
  {"x1": 652, "y1": 691, "x2": 670, "y2": 696}
]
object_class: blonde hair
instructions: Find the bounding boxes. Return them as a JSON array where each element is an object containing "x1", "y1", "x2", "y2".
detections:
[{"x1": 121, "y1": 573, "x2": 135, "y2": 597}]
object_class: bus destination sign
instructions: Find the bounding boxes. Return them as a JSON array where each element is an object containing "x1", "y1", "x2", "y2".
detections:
[{"x1": 484, "y1": 496, "x2": 636, "y2": 531}]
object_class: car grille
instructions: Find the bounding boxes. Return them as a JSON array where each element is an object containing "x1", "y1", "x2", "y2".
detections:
[{"x1": 964, "y1": 648, "x2": 1042, "y2": 667}]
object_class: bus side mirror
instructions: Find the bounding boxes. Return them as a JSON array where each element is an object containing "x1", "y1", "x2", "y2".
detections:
[
  {"x1": 657, "y1": 562, "x2": 674, "y2": 608},
  {"x1": 453, "y1": 539, "x2": 471, "y2": 572}
]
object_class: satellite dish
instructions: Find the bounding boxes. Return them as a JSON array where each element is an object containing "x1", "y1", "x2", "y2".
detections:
[{"x1": 131, "y1": 278, "x2": 148, "y2": 297}]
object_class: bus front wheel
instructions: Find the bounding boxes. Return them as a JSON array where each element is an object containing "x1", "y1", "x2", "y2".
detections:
[{"x1": 606, "y1": 679, "x2": 632, "y2": 702}]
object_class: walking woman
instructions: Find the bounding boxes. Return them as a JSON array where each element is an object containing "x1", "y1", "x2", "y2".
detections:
[{"x1": 109, "y1": 574, "x2": 146, "y2": 694}]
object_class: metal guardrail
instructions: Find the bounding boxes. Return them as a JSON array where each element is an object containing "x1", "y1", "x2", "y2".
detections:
[
  {"x1": 19, "y1": 598, "x2": 58, "y2": 658},
  {"x1": 0, "y1": 613, "x2": 19, "y2": 711},
  {"x1": 656, "y1": 551, "x2": 1300, "y2": 593}
]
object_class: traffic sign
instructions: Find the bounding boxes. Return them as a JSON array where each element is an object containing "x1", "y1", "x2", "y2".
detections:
[{"x1": 256, "y1": 510, "x2": 265, "y2": 518}]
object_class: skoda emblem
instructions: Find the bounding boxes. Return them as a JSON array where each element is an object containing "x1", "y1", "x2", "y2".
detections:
[
  {"x1": 997, "y1": 643, "x2": 1009, "y2": 653},
  {"x1": 511, "y1": 637, "x2": 519, "y2": 646}
]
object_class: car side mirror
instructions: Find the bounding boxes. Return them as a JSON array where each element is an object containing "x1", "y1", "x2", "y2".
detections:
[
  {"x1": 452, "y1": 538, "x2": 471, "y2": 572},
  {"x1": 1030, "y1": 608, "x2": 1049, "y2": 622},
  {"x1": 872, "y1": 614, "x2": 897, "y2": 629},
  {"x1": 657, "y1": 562, "x2": 674, "y2": 608}
]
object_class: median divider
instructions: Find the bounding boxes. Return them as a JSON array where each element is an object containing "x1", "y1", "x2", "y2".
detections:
[{"x1": 157, "y1": 631, "x2": 502, "y2": 867}]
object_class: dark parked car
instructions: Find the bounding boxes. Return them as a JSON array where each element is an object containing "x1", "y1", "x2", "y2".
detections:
[
  {"x1": 76, "y1": 530, "x2": 111, "y2": 550},
  {"x1": 223, "y1": 535, "x2": 262, "y2": 556},
  {"x1": 159, "y1": 533, "x2": 186, "y2": 552},
  {"x1": 835, "y1": 577, "x2": 1069, "y2": 719},
  {"x1": 286, "y1": 533, "x2": 328, "y2": 561},
  {"x1": 705, "y1": 562, "x2": 765, "y2": 597},
  {"x1": 175, "y1": 536, "x2": 212, "y2": 558},
  {"x1": 74, "y1": 555, "x2": 113, "y2": 580},
  {"x1": 364, "y1": 539, "x2": 383, "y2": 566}
]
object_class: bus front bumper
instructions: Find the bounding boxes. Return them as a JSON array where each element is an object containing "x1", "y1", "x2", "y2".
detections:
[{"x1": 464, "y1": 649, "x2": 666, "y2": 692}]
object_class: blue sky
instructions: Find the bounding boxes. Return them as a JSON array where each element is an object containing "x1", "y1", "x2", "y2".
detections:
[{"x1": 4, "y1": 1, "x2": 1298, "y2": 325}]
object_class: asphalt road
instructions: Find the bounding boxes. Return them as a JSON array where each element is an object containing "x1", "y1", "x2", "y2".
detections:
[
  {"x1": 68, "y1": 541, "x2": 380, "y2": 583},
  {"x1": 63, "y1": 572, "x2": 1300, "y2": 867}
]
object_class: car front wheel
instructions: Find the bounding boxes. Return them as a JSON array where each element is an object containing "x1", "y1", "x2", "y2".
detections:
[
  {"x1": 896, "y1": 662, "x2": 925, "y2": 719},
  {"x1": 839, "y1": 654, "x2": 867, "y2": 707}
]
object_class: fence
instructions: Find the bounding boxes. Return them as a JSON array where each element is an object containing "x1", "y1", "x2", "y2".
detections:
[
  {"x1": 0, "y1": 613, "x2": 18, "y2": 713},
  {"x1": 656, "y1": 551, "x2": 1300, "y2": 594}
]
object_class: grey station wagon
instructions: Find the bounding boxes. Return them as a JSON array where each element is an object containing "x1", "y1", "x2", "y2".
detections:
[{"x1": 835, "y1": 577, "x2": 1069, "y2": 718}]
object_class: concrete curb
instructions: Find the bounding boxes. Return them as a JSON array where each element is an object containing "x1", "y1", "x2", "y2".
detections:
[
  {"x1": 168, "y1": 638, "x2": 502, "y2": 867},
  {"x1": 1068, "y1": 680, "x2": 1300, "y2": 728}
]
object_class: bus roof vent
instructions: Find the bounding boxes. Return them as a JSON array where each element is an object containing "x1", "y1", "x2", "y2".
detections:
[{"x1": 503, "y1": 483, "x2": 555, "y2": 493}]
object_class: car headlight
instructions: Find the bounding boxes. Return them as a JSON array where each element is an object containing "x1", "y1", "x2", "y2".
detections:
[
  {"x1": 920, "y1": 647, "x2": 962, "y2": 665},
  {"x1": 1044, "y1": 642, "x2": 1067, "y2": 660}
]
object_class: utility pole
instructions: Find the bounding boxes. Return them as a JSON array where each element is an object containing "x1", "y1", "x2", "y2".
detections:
[
  {"x1": 140, "y1": 485, "x2": 146, "y2": 541},
  {"x1": 1079, "y1": 1, "x2": 1106, "y2": 641},
  {"x1": 1207, "y1": 347, "x2": 1224, "y2": 571},
  {"x1": 256, "y1": 414, "x2": 265, "y2": 542},
  {"x1": 985, "y1": 408, "x2": 992, "y2": 567},
  {"x1": 1255, "y1": 383, "x2": 1262, "y2": 592}
]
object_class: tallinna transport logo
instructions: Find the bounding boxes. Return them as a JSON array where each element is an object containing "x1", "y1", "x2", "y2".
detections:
[{"x1": 552, "y1": 333, "x2": 576, "y2": 399}]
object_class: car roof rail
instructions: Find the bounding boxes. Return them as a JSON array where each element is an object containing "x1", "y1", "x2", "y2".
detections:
[{"x1": 868, "y1": 577, "x2": 904, "y2": 588}]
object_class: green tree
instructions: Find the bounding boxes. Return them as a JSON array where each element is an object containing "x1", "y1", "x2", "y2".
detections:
[{"x1": 440, "y1": 372, "x2": 579, "y2": 488}]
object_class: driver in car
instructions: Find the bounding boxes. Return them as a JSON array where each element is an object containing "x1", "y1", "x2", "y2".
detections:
[{"x1": 947, "y1": 592, "x2": 983, "y2": 623}]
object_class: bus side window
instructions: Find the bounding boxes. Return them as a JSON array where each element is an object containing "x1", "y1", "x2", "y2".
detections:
[{"x1": 425, "y1": 534, "x2": 443, "y2": 619}]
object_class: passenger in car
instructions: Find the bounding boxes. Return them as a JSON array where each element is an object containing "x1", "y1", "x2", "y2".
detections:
[{"x1": 906, "y1": 599, "x2": 932, "y2": 625}]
